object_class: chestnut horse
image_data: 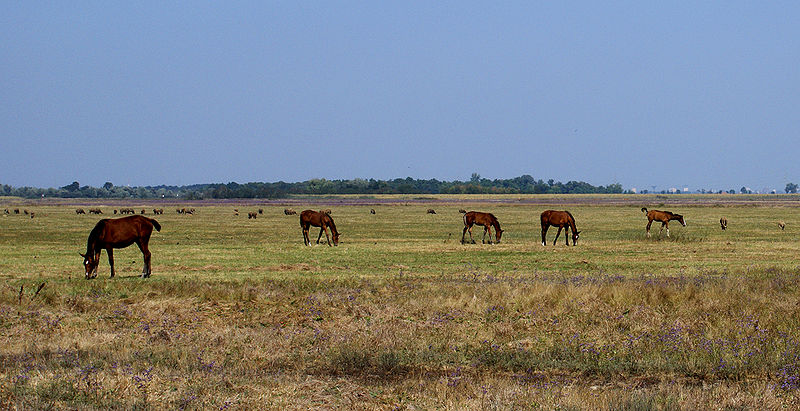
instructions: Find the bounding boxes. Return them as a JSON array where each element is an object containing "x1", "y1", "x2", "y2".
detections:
[
  {"x1": 300, "y1": 210, "x2": 340, "y2": 246},
  {"x1": 641, "y1": 207, "x2": 686, "y2": 237},
  {"x1": 81, "y1": 215, "x2": 161, "y2": 279},
  {"x1": 540, "y1": 210, "x2": 580, "y2": 246},
  {"x1": 461, "y1": 211, "x2": 503, "y2": 244}
]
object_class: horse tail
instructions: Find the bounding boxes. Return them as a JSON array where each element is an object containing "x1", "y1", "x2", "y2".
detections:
[
  {"x1": 641, "y1": 207, "x2": 648, "y2": 214},
  {"x1": 150, "y1": 218, "x2": 161, "y2": 232}
]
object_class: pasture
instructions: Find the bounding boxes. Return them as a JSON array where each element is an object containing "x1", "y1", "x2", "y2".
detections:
[{"x1": 1, "y1": 195, "x2": 800, "y2": 409}]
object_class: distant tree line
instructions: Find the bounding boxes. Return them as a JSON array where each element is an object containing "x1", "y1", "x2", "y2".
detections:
[{"x1": 0, "y1": 175, "x2": 626, "y2": 199}]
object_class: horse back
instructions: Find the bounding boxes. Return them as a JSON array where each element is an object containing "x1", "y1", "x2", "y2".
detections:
[
  {"x1": 92, "y1": 215, "x2": 156, "y2": 248},
  {"x1": 541, "y1": 210, "x2": 572, "y2": 227}
]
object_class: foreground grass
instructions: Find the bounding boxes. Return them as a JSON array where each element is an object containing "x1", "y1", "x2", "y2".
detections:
[{"x1": 1, "y1": 197, "x2": 800, "y2": 408}]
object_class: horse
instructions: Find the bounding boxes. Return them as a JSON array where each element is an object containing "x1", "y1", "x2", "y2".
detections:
[
  {"x1": 284, "y1": 208, "x2": 297, "y2": 215},
  {"x1": 80, "y1": 215, "x2": 161, "y2": 279},
  {"x1": 720, "y1": 217, "x2": 727, "y2": 230},
  {"x1": 248, "y1": 211, "x2": 257, "y2": 219},
  {"x1": 779, "y1": 221, "x2": 786, "y2": 230},
  {"x1": 641, "y1": 207, "x2": 686, "y2": 237},
  {"x1": 540, "y1": 210, "x2": 580, "y2": 246},
  {"x1": 427, "y1": 209, "x2": 436, "y2": 214},
  {"x1": 370, "y1": 209, "x2": 376, "y2": 214},
  {"x1": 461, "y1": 211, "x2": 503, "y2": 244},
  {"x1": 300, "y1": 210, "x2": 340, "y2": 246},
  {"x1": 76, "y1": 208, "x2": 86, "y2": 215}
]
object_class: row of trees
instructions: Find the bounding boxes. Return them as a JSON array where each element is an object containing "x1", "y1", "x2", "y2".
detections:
[
  {"x1": 0, "y1": 175, "x2": 623, "y2": 199},
  {"x1": 3, "y1": 177, "x2": 796, "y2": 199}
]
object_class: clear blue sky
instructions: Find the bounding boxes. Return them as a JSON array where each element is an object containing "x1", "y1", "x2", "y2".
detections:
[{"x1": 2, "y1": 2, "x2": 799, "y2": 192}]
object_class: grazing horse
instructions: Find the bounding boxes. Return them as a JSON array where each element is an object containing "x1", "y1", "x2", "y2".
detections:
[
  {"x1": 300, "y1": 210, "x2": 340, "y2": 246},
  {"x1": 540, "y1": 210, "x2": 580, "y2": 246},
  {"x1": 248, "y1": 211, "x2": 257, "y2": 219},
  {"x1": 720, "y1": 217, "x2": 727, "y2": 230},
  {"x1": 461, "y1": 211, "x2": 503, "y2": 244},
  {"x1": 427, "y1": 209, "x2": 436, "y2": 214},
  {"x1": 642, "y1": 207, "x2": 686, "y2": 237},
  {"x1": 76, "y1": 208, "x2": 86, "y2": 215},
  {"x1": 284, "y1": 208, "x2": 297, "y2": 215},
  {"x1": 779, "y1": 221, "x2": 786, "y2": 230},
  {"x1": 80, "y1": 215, "x2": 161, "y2": 279}
]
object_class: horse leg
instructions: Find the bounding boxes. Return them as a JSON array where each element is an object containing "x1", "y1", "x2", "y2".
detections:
[
  {"x1": 541, "y1": 225, "x2": 549, "y2": 246},
  {"x1": 136, "y1": 241, "x2": 152, "y2": 278},
  {"x1": 316, "y1": 227, "x2": 324, "y2": 244},
  {"x1": 665, "y1": 222, "x2": 670, "y2": 237},
  {"x1": 106, "y1": 249, "x2": 114, "y2": 278},
  {"x1": 553, "y1": 227, "x2": 563, "y2": 246},
  {"x1": 659, "y1": 222, "x2": 666, "y2": 236},
  {"x1": 461, "y1": 225, "x2": 469, "y2": 244},
  {"x1": 468, "y1": 226, "x2": 476, "y2": 244},
  {"x1": 564, "y1": 226, "x2": 570, "y2": 246},
  {"x1": 482, "y1": 226, "x2": 489, "y2": 244},
  {"x1": 646, "y1": 220, "x2": 653, "y2": 237},
  {"x1": 322, "y1": 225, "x2": 332, "y2": 246}
]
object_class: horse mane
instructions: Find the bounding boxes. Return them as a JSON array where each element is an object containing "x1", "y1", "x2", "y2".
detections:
[
  {"x1": 324, "y1": 213, "x2": 338, "y2": 233},
  {"x1": 86, "y1": 219, "x2": 107, "y2": 253}
]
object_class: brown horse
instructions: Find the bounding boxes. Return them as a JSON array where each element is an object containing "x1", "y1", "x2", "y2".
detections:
[
  {"x1": 720, "y1": 217, "x2": 727, "y2": 230},
  {"x1": 80, "y1": 215, "x2": 161, "y2": 279},
  {"x1": 300, "y1": 210, "x2": 340, "y2": 246},
  {"x1": 540, "y1": 210, "x2": 580, "y2": 246},
  {"x1": 642, "y1": 207, "x2": 686, "y2": 237},
  {"x1": 461, "y1": 211, "x2": 503, "y2": 244}
]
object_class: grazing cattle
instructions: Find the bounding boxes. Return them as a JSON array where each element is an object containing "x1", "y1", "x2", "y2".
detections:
[
  {"x1": 779, "y1": 221, "x2": 786, "y2": 230},
  {"x1": 458, "y1": 209, "x2": 467, "y2": 214},
  {"x1": 461, "y1": 211, "x2": 503, "y2": 244},
  {"x1": 248, "y1": 212, "x2": 257, "y2": 219},
  {"x1": 152, "y1": 209, "x2": 164, "y2": 215},
  {"x1": 88, "y1": 208, "x2": 103, "y2": 214},
  {"x1": 300, "y1": 209, "x2": 340, "y2": 246},
  {"x1": 140, "y1": 209, "x2": 146, "y2": 214},
  {"x1": 641, "y1": 207, "x2": 686, "y2": 237},
  {"x1": 80, "y1": 215, "x2": 161, "y2": 279},
  {"x1": 258, "y1": 209, "x2": 264, "y2": 215},
  {"x1": 14, "y1": 209, "x2": 20, "y2": 214},
  {"x1": 234, "y1": 209, "x2": 239, "y2": 216},
  {"x1": 76, "y1": 208, "x2": 86, "y2": 215},
  {"x1": 370, "y1": 209, "x2": 376, "y2": 214},
  {"x1": 541, "y1": 210, "x2": 580, "y2": 246},
  {"x1": 284, "y1": 208, "x2": 297, "y2": 215},
  {"x1": 427, "y1": 209, "x2": 436, "y2": 214},
  {"x1": 113, "y1": 210, "x2": 118, "y2": 214},
  {"x1": 720, "y1": 217, "x2": 728, "y2": 230}
]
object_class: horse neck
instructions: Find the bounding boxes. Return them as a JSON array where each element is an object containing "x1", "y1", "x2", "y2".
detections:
[
  {"x1": 325, "y1": 217, "x2": 338, "y2": 234},
  {"x1": 491, "y1": 218, "x2": 501, "y2": 231}
]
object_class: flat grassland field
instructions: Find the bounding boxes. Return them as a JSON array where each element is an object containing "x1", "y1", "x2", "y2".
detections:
[{"x1": 2, "y1": 195, "x2": 800, "y2": 409}]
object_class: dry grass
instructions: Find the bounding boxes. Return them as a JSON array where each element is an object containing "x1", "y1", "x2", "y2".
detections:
[{"x1": 1, "y1": 196, "x2": 800, "y2": 409}]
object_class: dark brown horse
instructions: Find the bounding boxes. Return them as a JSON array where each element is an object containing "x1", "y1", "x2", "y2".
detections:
[
  {"x1": 80, "y1": 215, "x2": 161, "y2": 279},
  {"x1": 719, "y1": 217, "x2": 727, "y2": 230},
  {"x1": 461, "y1": 211, "x2": 503, "y2": 244},
  {"x1": 641, "y1": 207, "x2": 686, "y2": 237},
  {"x1": 540, "y1": 210, "x2": 580, "y2": 246},
  {"x1": 300, "y1": 210, "x2": 340, "y2": 246}
]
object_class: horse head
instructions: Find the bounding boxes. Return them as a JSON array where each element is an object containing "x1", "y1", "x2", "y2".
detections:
[
  {"x1": 495, "y1": 229, "x2": 503, "y2": 243},
  {"x1": 677, "y1": 215, "x2": 686, "y2": 227},
  {"x1": 80, "y1": 252, "x2": 100, "y2": 279},
  {"x1": 332, "y1": 231, "x2": 340, "y2": 246},
  {"x1": 572, "y1": 230, "x2": 581, "y2": 245}
]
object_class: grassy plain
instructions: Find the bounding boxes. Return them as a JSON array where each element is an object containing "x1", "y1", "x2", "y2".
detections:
[{"x1": 1, "y1": 195, "x2": 800, "y2": 409}]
